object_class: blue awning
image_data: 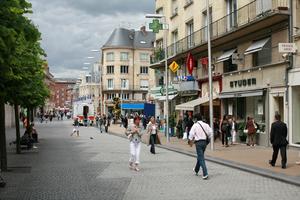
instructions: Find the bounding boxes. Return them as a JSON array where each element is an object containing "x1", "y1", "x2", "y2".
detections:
[{"x1": 121, "y1": 103, "x2": 145, "y2": 110}]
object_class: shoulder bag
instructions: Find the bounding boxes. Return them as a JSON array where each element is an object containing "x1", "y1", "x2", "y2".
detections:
[{"x1": 197, "y1": 122, "x2": 211, "y2": 145}]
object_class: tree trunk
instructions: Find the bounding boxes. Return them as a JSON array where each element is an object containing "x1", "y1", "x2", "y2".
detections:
[
  {"x1": 14, "y1": 104, "x2": 21, "y2": 154},
  {"x1": 30, "y1": 108, "x2": 34, "y2": 123},
  {"x1": 26, "y1": 107, "x2": 30, "y2": 131},
  {"x1": 0, "y1": 98, "x2": 7, "y2": 171}
]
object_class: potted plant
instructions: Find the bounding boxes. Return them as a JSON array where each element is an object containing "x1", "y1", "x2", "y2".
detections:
[{"x1": 237, "y1": 121, "x2": 247, "y2": 143}]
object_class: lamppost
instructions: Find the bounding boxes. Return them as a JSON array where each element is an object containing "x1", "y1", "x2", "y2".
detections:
[
  {"x1": 120, "y1": 78, "x2": 124, "y2": 116},
  {"x1": 206, "y1": 0, "x2": 214, "y2": 150},
  {"x1": 146, "y1": 14, "x2": 170, "y2": 142}
]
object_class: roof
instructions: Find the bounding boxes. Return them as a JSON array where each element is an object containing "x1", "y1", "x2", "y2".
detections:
[{"x1": 103, "y1": 27, "x2": 154, "y2": 49}]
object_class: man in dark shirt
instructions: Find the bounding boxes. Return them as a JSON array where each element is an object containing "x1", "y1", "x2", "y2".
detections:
[{"x1": 269, "y1": 114, "x2": 288, "y2": 169}]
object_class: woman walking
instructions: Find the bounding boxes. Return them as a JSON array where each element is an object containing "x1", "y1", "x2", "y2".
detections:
[
  {"x1": 231, "y1": 117, "x2": 237, "y2": 144},
  {"x1": 220, "y1": 115, "x2": 231, "y2": 147},
  {"x1": 125, "y1": 116, "x2": 143, "y2": 171},
  {"x1": 147, "y1": 116, "x2": 161, "y2": 154},
  {"x1": 246, "y1": 117, "x2": 257, "y2": 146}
]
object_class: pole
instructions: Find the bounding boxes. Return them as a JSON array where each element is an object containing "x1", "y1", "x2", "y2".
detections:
[
  {"x1": 206, "y1": 0, "x2": 214, "y2": 150},
  {"x1": 121, "y1": 79, "x2": 123, "y2": 116},
  {"x1": 99, "y1": 64, "x2": 103, "y2": 115},
  {"x1": 164, "y1": 16, "x2": 169, "y2": 142}
]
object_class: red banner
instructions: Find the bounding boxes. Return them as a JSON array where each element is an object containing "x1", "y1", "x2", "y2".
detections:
[{"x1": 186, "y1": 53, "x2": 195, "y2": 75}]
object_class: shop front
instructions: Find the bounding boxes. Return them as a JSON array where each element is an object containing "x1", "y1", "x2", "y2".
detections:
[
  {"x1": 220, "y1": 66, "x2": 287, "y2": 146},
  {"x1": 289, "y1": 68, "x2": 300, "y2": 147}
]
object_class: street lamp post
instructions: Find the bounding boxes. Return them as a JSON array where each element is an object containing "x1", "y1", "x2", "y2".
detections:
[
  {"x1": 146, "y1": 14, "x2": 170, "y2": 142},
  {"x1": 206, "y1": 0, "x2": 214, "y2": 150}
]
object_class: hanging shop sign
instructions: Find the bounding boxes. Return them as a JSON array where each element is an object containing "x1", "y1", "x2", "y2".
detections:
[
  {"x1": 186, "y1": 53, "x2": 195, "y2": 75},
  {"x1": 230, "y1": 78, "x2": 256, "y2": 88}
]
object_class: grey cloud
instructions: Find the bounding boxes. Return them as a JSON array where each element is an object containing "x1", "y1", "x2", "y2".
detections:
[{"x1": 28, "y1": 0, "x2": 153, "y2": 78}]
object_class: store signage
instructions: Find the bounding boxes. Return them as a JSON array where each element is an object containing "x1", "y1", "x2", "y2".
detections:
[
  {"x1": 149, "y1": 19, "x2": 163, "y2": 33},
  {"x1": 186, "y1": 53, "x2": 195, "y2": 75},
  {"x1": 230, "y1": 78, "x2": 256, "y2": 88},
  {"x1": 278, "y1": 43, "x2": 297, "y2": 53}
]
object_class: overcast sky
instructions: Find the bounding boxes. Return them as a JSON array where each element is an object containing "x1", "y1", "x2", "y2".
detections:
[{"x1": 28, "y1": 0, "x2": 155, "y2": 78}]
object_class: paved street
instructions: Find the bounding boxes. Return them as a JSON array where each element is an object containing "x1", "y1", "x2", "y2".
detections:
[{"x1": 1, "y1": 120, "x2": 300, "y2": 200}]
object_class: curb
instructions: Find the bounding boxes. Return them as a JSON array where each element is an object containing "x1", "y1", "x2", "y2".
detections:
[{"x1": 107, "y1": 129, "x2": 300, "y2": 187}]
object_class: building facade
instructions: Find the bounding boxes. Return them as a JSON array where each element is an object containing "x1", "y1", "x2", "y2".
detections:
[
  {"x1": 152, "y1": 0, "x2": 292, "y2": 146},
  {"x1": 53, "y1": 79, "x2": 76, "y2": 111},
  {"x1": 43, "y1": 62, "x2": 56, "y2": 112},
  {"x1": 101, "y1": 26, "x2": 155, "y2": 114}
]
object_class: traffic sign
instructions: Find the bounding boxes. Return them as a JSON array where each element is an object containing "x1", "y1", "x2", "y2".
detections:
[{"x1": 169, "y1": 61, "x2": 179, "y2": 73}]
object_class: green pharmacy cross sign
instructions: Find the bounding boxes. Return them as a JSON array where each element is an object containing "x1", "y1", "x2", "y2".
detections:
[{"x1": 149, "y1": 19, "x2": 163, "y2": 33}]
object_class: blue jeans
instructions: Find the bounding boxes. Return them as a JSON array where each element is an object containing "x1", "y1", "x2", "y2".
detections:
[{"x1": 194, "y1": 140, "x2": 208, "y2": 176}]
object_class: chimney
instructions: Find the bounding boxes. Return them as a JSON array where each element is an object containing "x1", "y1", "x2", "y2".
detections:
[{"x1": 140, "y1": 26, "x2": 147, "y2": 35}]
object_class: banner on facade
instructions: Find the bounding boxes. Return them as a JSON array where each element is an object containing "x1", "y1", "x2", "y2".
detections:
[{"x1": 186, "y1": 53, "x2": 195, "y2": 75}]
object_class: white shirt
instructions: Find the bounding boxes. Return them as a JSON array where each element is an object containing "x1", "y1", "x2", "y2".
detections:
[{"x1": 188, "y1": 121, "x2": 212, "y2": 141}]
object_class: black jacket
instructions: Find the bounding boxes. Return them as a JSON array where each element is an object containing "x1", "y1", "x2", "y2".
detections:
[{"x1": 270, "y1": 120, "x2": 288, "y2": 146}]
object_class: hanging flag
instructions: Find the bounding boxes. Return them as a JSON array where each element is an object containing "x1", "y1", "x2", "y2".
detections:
[
  {"x1": 186, "y1": 53, "x2": 195, "y2": 75},
  {"x1": 169, "y1": 61, "x2": 179, "y2": 73}
]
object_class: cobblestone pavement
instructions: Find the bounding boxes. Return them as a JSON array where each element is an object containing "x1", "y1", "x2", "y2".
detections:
[{"x1": 1, "y1": 120, "x2": 300, "y2": 200}]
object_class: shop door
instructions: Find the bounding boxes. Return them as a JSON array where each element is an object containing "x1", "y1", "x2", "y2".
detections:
[{"x1": 270, "y1": 95, "x2": 285, "y2": 124}]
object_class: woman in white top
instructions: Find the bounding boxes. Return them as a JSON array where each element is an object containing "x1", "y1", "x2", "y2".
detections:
[
  {"x1": 125, "y1": 116, "x2": 143, "y2": 171},
  {"x1": 231, "y1": 117, "x2": 237, "y2": 144},
  {"x1": 147, "y1": 116, "x2": 160, "y2": 154}
]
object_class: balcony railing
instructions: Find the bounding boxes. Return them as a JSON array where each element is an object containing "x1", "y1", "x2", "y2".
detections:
[
  {"x1": 151, "y1": 0, "x2": 289, "y2": 64},
  {"x1": 102, "y1": 85, "x2": 149, "y2": 91}
]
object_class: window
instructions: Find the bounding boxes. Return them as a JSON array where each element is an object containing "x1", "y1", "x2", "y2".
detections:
[
  {"x1": 120, "y1": 93, "x2": 129, "y2": 100},
  {"x1": 140, "y1": 66, "x2": 148, "y2": 74},
  {"x1": 107, "y1": 93, "x2": 116, "y2": 100},
  {"x1": 140, "y1": 80, "x2": 149, "y2": 90},
  {"x1": 107, "y1": 79, "x2": 114, "y2": 89},
  {"x1": 142, "y1": 93, "x2": 147, "y2": 100},
  {"x1": 120, "y1": 52, "x2": 129, "y2": 61},
  {"x1": 121, "y1": 79, "x2": 129, "y2": 89},
  {"x1": 140, "y1": 53, "x2": 149, "y2": 61},
  {"x1": 186, "y1": 20, "x2": 194, "y2": 48},
  {"x1": 106, "y1": 52, "x2": 114, "y2": 61},
  {"x1": 226, "y1": 0, "x2": 237, "y2": 30},
  {"x1": 223, "y1": 58, "x2": 237, "y2": 73},
  {"x1": 202, "y1": 8, "x2": 212, "y2": 41},
  {"x1": 171, "y1": 0, "x2": 178, "y2": 16},
  {"x1": 106, "y1": 65, "x2": 114, "y2": 74},
  {"x1": 253, "y1": 39, "x2": 271, "y2": 67},
  {"x1": 120, "y1": 65, "x2": 129, "y2": 74},
  {"x1": 172, "y1": 30, "x2": 178, "y2": 55}
]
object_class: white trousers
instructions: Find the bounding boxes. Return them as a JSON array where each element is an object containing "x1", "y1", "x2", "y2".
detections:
[
  {"x1": 232, "y1": 130, "x2": 236, "y2": 143},
  {"x1": 129, "y1": 141, "x2": 141, "y2": 164}
]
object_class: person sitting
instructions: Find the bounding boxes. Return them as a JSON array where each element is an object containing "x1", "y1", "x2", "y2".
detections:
[{"x1": 20, "y1": 130, "x2": 36, "y2": 149}]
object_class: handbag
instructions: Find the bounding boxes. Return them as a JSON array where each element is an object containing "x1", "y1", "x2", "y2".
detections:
[
  {"x1": 182, "y1": 132, "x2": 188, "y2": 140},
  {"x1": 197, "y1": 122, "x2": 211, "y2": 145},
  {"x1": 243, "y1": 129, "x2": 248, "y2": 134}
]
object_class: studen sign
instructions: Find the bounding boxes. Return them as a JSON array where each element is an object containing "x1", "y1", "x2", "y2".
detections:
[{"x1": 230, "y1": 78, "x2": 256, "y2": 88}]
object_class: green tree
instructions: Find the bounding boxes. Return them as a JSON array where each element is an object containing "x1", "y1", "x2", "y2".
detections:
[{"x1": 0, "y1": 0, "x2": 48, "y2": 170}]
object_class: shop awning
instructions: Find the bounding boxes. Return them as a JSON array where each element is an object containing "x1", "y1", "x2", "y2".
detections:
[
  {"x1": 121, "y1": 103, "x2": 144, "y2": 110},
  {"x1": 216, "y1": 49, "x2": 236, "y2": 63},
  {"x1": 157, "y1": 94, "x2": 178, "y2": 101},
  {"x1": 175, "y1": 96, "x2": 217, "y2": 111},
  {"x1": 219, "y1": 89, "x2": 264, "y2": 99},
  {"x1": 244, "y1": 38, "x2": 270, "y2": 55}
]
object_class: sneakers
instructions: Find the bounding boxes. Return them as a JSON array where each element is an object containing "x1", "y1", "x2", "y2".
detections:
[
  {"x1": 202, "y1": 175, "x2": 209, "y2": 180},
  {"x1": 193, "y1": 168, "x2": 198, "y2": 176},
  {"x1": 135, "y1": 166, "x2": 140, "y2": 172},
  {"x1": 129, "y1": 163, "x2": 135, "y2": 170}
]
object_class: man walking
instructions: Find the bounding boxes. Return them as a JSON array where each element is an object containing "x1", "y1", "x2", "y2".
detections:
[
  {"x1": 269, "y1": 114, "x2": 288, "y2": 169},
  {"x1": 188, "y1": 114, "x2": 212, "y2": 180}
]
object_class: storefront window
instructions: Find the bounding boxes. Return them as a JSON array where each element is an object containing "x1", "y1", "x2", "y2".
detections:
[{"x1": 292, "y1": 86, "x2": 300, "y2": 145}]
